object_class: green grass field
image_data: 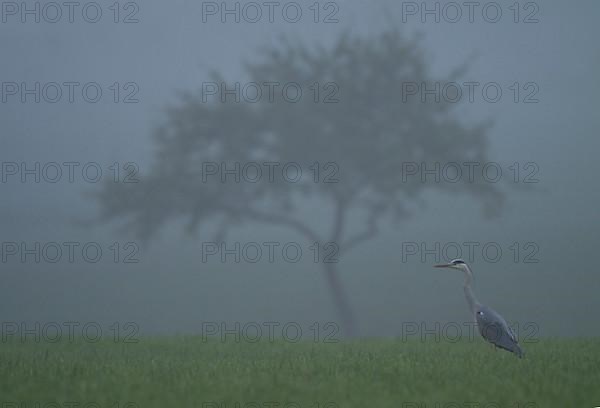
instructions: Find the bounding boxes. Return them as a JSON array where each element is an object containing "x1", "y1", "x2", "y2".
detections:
[{"x1": 1, "y1": 338, "x2": 599, "y2": 407}]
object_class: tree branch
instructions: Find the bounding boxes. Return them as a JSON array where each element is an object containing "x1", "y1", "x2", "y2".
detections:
[
  {"x1": 330, "y1": 196, "x2": 346, "y2": 243},
  {"x1": 341, "y1": 212, "x2": 379, "y2": 254},
  {"x1": 240, "y1": 207, "x2": 322, "y2": 243}
]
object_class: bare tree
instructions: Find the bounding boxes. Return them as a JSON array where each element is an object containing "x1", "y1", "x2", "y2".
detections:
[{"x1": 96, "y1": 29, "x2": 503, "y2": 336}]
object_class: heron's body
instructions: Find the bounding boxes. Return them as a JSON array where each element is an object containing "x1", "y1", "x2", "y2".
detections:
[
  {"x1": 435, "y1": 259, "x2": 524, "y2": 358},
  {"x1": 474, "y1": 304, "x2": 523, "y2": 358}
]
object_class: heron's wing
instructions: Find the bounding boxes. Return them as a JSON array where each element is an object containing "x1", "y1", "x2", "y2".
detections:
[
  {"x1": 478, "y1": 306, "x2": 518, "y2": 342},
  {"x1": 476, "y1": 307, "x2": 523, "y2": 357},
  {"x1": 506, "y1": 322, "x2": 518, "y2": 343}
]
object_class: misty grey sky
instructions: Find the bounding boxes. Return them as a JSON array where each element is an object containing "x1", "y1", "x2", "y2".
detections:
[{"x1": 1, "y1": 0, "x2": 599, "y2": 337}]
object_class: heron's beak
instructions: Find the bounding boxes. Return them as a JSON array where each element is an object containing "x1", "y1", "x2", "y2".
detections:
[{"x1": 434, "y1": 263, "x2": 452, "y2": 268}]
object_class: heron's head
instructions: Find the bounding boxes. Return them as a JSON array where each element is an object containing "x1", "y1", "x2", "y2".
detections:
[{"x1": 434, "y1": 258, "x2": 469, "y2": 272}]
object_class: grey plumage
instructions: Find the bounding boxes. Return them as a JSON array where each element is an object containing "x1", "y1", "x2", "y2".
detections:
[
  {"x1": 435, "y1": 259, "x2": 524, "y2": 358},
  {"x1": 475, "y1": 305, "x2": 523, "y2": 358}
]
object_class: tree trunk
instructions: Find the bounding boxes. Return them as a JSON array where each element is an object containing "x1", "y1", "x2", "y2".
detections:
[
  {"x1": 323, "y1": 197, "x2": 357, "y2": 337},
  {"x1": 323, "y1": 261, "x2": 357, "y2": 337}
]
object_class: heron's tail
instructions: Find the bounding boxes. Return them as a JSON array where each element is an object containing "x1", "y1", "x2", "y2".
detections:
[{"x1": 514, "y1": 343, "x2": 524, "y2": 359}]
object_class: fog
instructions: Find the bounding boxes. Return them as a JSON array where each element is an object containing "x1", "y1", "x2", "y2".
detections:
[{"x1": 1, "y1": 0, "x2": 599, "y2": 339}]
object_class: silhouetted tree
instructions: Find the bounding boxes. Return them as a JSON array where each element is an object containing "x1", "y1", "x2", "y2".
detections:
[{"x1": 96, "y1": 29, "x2": 503, "y2": 336}]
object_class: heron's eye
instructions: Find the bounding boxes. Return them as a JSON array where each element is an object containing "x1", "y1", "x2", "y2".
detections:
[{"x1": 477, "y1": 311, "x2": 483, "y2": 315}]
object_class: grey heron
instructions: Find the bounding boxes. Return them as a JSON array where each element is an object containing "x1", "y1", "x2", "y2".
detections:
[{"x1": 434, "y1": 259, "x2": 524, "y2": 358}]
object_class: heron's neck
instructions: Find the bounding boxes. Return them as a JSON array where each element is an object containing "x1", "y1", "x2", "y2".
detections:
[{"x1": 462, "y1": 265, "x2": 480, "y2": 313}]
